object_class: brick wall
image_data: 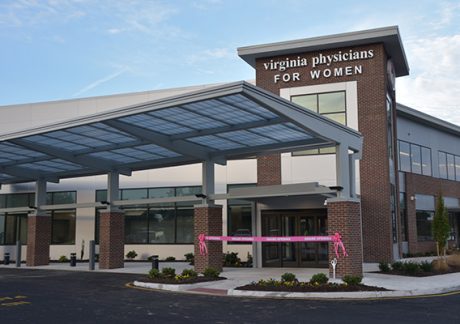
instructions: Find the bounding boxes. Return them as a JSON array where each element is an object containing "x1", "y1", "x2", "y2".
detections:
[
  {"x1": 405, "y1": 172, "x2": 460, "y2": 254},
  {"x1": 327, "y1": 199, "x2": 363, "y2": 277},
  {"x1": 255, "y1": 43, "x2": 395, "y2": 262},
  {"x1": 26, "y1": 215, "x2": 51, "y2": 266},
  {"x1": 99, "y1": 211, "x2": 124, "y2": 269},
  {"x1": 257, "y1": 154, "x2": 281, "y2": 186},
  {"x1": 194, "y1": 206, "x2": 223, "y2": 272}
]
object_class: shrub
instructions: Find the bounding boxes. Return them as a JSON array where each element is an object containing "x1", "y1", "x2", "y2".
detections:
[
  {"x1": 181, "y1": 269, "x2": 198, "y2": 278},
  {"x1": 402, "y1": 262, "x2": 420, "y2": 275},
  {"x1": 281, "y1": 272, "x2": 297, "y2": 282},
  {"x1": 161, "y1": 267, "x2": 176, "y2": 278},
  {"x1": 379, "y1": 261, "x2": 390, "y2": 272},
  {"x1": 184, "y1": 253, "x2": 194, "y2": 264},
  {"x1": 342, "y1": 275, "x2": 362, "y2": 285},
  {"x1": 58, "y1": 255, "x2": 69, "y2": 263},
  {"x1": 223, "y1": 252, "x2": 241, "y2": 266},
  {"x1": 419, "y1": 261, "x2": 433, "y2": 272},
  {"x1": 165, "y1": 256, "x2": 176, "y2": 261},
  {"x1": 203, "y1": 267, "x2": 221, "y2": 278},
  {"x1": 148, "y1": 268, "x2": 161, "y2": 279},
  {"x1": 391, "y1": 261, "x2": 403, "y2": 271},
  {"x1": 126, "y1": 250, "x2": 137, "y2": 259},
  {"x1": 310, "y1": 273, "x2": 328, "y2": 285}
]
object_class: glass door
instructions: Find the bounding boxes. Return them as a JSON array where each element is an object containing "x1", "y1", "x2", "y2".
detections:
[
  {"x1": 281, "y1": 215, "x2": 297, "y2": 267},
  {"x1": 262, "y1": 213, "x2": 281, "y2": 267}
]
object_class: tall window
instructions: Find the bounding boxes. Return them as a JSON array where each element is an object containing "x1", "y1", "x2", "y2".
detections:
[
  {"x1": 438, "y1": 151, "x2": 459, "y2": 181},
  {"x1": 399, "y1": 193, "x2": 408, "y2": 241},
  {"x1": 227, "y1": 184, "x2": 255, "y2": 243},
  {"x1": 398, "y1": 140, "x2": 432, "y2": 176},
  {"x1": 291, "y1": 91, "x2": 346, "y2": 155},
  {"x1": 415, "y1": 194, "x2": 435, "y2": 241}
]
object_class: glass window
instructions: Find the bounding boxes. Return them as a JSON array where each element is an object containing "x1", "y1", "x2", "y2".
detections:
[
  {"x1": 124, "y1": 207, "x2": 148, "y2": 244},
  {"x1": 176, "y1": 207, "x2": 194, "y2": 243},
  {"x1": 0, "y1": 195, "x2": 5, "y2": 209},
  {"x1": 416, "y1": 210, "x2": 434, "y2": 241},
  {"x1": 7, "y1": 194, "x2": 31, "y2": 208},
  {"x1": 149, "y1": 187, "x2": 175, "y2": 199},
  {"x1": 228, "y1": 205, "x2": 252, "y2": 237},
  {"x1": 398, "y1": 141, "x2": 411, "y2": 172},
  {"x1": 318, "y1": 92, "x2": 346, "y2": 114},
  {"x1": 415, "y1": 194, "x2": 435, "y2": 210},
  {"x1": 456, "y1": 156, "x2": 460, "y2": 181},
  {"x1": 122, "y1": 189, "x2": 148, "y2": 201},
  {"x1": 51, "y1": 192, "x2": 76, "y2": 205},
  {"x1": 0, "y1": 214, "x2": 4, "y2": 244},
  {"x1": 410, "y1": 144, "x2": 422, "y2": 174},
  {"x1": 3, "y1": 213, "x2": 28, "y2": 245},
  {"x1": 291, "y1": 94, "x2": 317, "y2": 112},
  {"x1": 447, "y1": 154, "x2": 456, "y2": 180},
  {"x1": 51, "y1": 210, "x2": 76, "y2": 244},
  {"x1": 439, "y1": 152, "x2": 448, "y2": 179},
  {"x1": 421, "y1": 147, "x2": 432, "y2": 176},
  {"x1": 148, "y1": 206, "x2": 175, "y2": 243},
  {"x1": 399, "y1": 193, "x2": 408, "y2": 241},
  {"x1": 96, "y1": 190, "x2": 107, "y2": 202}
]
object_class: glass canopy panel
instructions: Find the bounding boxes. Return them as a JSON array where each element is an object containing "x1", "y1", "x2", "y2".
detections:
[
  {"x1": 0, "y1": 173, "x2": 12, "y2": 180},
  {"x1": 218, "y1": 130, "x2": 278, "y2": 146},
  {"x1": 251, "y1": 123, "x2": 313, "y2": 142},
  {"x1": 0, "y1": 142, "x2": 48, "y2": 160},
  {"x1": 188, "y1": 135, "x2": 245, "y2": 150},
  {"x1": 19, "y1": 159, "x2": 83, "y2": 172},
  {"x1": 133, "y1": 144, "x2": 181, "y2": 158},
  {"x1": 22, "y1": 134, "x2": 89, "y2": 151},
  {"x1": 218, "y1": 94, "x2": 279, "y2": 119},
  {"x1": 110, "y1": 148, "x2": 162, "y2": 161},
  {"x1": 89, "y1": 151, "x2": 140, "y2": 163},
  {"x1": 120, "y1": 114, "x2": 193, "y2": 135},
  {"x1": 150, "y1": 107, "x2": 227, "y2": 130}
]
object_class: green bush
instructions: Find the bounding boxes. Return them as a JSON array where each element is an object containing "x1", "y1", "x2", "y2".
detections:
[
  {"x1": 161, "y1": 267, "x2": 176, "y2": 278},
  {"x1": 281, "y1": 272, "x2": 297, "y2": 282},
  {"x1": 126, "y1": 250, "x2": 137, "y2": 259},
  {"x1": 342, "y1": 275, "x2": 362, "y2": 285},
  {"x1": 148, "y1": 268, "x2": 161, "y2": 279},
  {"x1": 181, "y1": 269, "x2": 198, "y2": 278},
  {"x1": 402, "y1": 262, "x2": 420, "y2": 275},
  {"x1": 310, "y1": 273, "x2": 329, "y2": 285},
  {"x1": 165, "y1": 256, "x2": 176, "y2": 261},
  {"x1": 184, "y1": 253, "x2": 194, "y2": 264},
  {"x1": 379, "y1": 261, "x2": 390, "y2": 272},
  {"x1": 203, "y1": 267, "x2": 221, "y2": 278},
  {"x1": 391, "y1": 261, "x2": 403, "y2": 271},
  {"x1": 58, "y1": 255, "x2": 69, "y2": 263},
  {"x1": 419, "y1": 261, "x2": 433, "y2": 272},
  {"x1": 223, "y1": 252, "x2": 241, "y2": 266}
]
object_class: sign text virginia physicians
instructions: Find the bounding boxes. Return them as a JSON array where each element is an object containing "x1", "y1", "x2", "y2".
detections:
[{"x1": 263, "y1": 49, "x2": 374, "y2": 83}]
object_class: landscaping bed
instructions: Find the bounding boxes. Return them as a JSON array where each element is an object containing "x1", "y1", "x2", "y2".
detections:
[
  {"x1": 377, "y1": 258, "x2": 460, "y2": 277},
  {"x1": 139, "y1": 266, "x2": 225, "y2": 285}
]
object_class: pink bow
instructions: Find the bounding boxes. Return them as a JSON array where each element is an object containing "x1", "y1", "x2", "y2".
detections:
[
  {"x1": 332, "y1": 232, "x2": 348, "y2": 258},
  {"x1": 198, "y1": 233, "x2": 208, "y2": 256}
]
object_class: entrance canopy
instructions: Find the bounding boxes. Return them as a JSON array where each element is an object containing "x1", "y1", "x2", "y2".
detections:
[{"x1": 0, "y1": 81, "x2": 362, "y2": 185}]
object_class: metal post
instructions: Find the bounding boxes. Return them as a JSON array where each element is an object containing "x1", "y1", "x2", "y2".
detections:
[
  {"x1": 15, "y1": 240, "x2": 21, "y2": 267},
  {"x1": 70, "y1": 253, "x2": 77, "y2": 267},
  {"x1": 89, "y1": 240, "x2": 95, "y2": 271}
]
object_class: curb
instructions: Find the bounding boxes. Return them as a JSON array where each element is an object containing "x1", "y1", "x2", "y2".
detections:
[{"x1": 133, "y1": 280, "x2": 218, "y2": 292}]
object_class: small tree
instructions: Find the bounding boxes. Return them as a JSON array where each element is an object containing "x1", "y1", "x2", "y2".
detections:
[{"x1": 432, "y1": 195, "x2": 450, "y2": 259}]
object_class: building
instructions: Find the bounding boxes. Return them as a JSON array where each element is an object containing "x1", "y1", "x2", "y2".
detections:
[{"x1": 0, "y1": 26, "x2": 459, "y2": 277}]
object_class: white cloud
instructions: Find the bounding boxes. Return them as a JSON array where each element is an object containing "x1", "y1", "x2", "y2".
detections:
[
  {"x1": 186, "y1": 47, "x2": 233, "y2": 64},
  {"x1": 72, "y1": 66, "x2": 129, "y2": 97},
  {"x1": 396, "y1": 34, "x2": 460, "y2": 126}
]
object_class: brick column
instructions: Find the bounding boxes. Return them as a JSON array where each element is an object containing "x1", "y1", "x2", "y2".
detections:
[
  {"x1": 99, "y1": 210, "x2": 124, "y2": 269},
  {"x1": 257, "y1": 154, "x2": 281, "y2": 186},
  {"x1": 194, "y1": 205, "x2": 223, "y2": 273},
  {"x1": 327, "y1": 199, "x2": 363, "y2": 277},
  {"x1": 26, "y1": 214, "x2": 51, "y2": 266}
]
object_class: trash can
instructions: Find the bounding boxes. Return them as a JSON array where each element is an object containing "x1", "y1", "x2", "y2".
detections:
[
  {"x1": 4, "y1": 253, "x2": 10, "y2": 265},
  {"x1": 151, "y1": 255, "x2": 159, "y2": 270},
  {"x1": 70, "y1": 253, "x2": 77, "y2": 267}
]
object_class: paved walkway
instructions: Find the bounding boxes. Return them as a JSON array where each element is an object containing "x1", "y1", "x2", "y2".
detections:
[{"x1": 2, "y1": 258, "x2": 460, "y2": 299}]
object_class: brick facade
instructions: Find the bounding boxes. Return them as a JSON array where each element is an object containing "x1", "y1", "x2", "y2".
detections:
[
  {"x1": 194, "y1": 205, "x2": 223, "y2": 272},
  {"x1": 405, "y1": 172, "x2": 460, "y2": 254},
  {"x1": 255, "y1": 44, "x2": 397, "y2": 262},
  {"x1": 99, "y1": 211, "x2": 124, "y2": 269},
  {"x1": 257, "y1": 154, "x2": 281, "y2": 186},
  {"x1": 26, "y1": 215, "x2": 51, "y2": 266},
  {"x1": 327, "y1": 199, "x2": 363, "y2": 277}
]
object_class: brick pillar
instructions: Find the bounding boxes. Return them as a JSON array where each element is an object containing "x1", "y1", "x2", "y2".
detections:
[
  {"x1": 26, "y1": 215, "x2": 51, "y2": 266},
  {"x1": 327, "y1": 199, "x2": 363, "y2": 277},
  {"x1": 194, "y1": 205, "x2": 223, "y2": 273},
  {"x1": 257, "y1": 154, "x2": 281, "y2": 186},
  {"x1": 99, "y1": 210, "x2": 124, "y2": 269}
]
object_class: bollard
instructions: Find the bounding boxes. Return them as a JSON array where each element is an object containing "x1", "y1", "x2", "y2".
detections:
[
  {"x1": 70, "y1": 253, "x2": 77, "y2": 267},
  {"x1": 16, "y1": 240, "x2": 21, "y2": 267},
  {"x1": 4, "y1": 252, "x2": 10, "y2": 265},
  {"x1": 151, "y1": 255, "x2": 159, "y2": 270},
  {"x1": 89, "y1": 240, "x2": 95, "y2": 271}
]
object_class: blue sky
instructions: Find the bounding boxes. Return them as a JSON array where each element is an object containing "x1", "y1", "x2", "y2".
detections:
[{"x1": 0, "y1": 0, "x2": 459, "y2": 125}]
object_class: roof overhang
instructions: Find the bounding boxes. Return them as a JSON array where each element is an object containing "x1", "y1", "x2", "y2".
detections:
[
  {"x1": 0, "y1": 81, "x2": 362, "y2": 185},
  {"x1": 238, "y1": 26, "x2": 409, "y2": 77}
]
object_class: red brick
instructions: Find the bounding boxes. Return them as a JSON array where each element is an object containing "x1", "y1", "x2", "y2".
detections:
[
  {"x1": 26, "y1": 215, "x2": 51, "y2": 266},
  {"x1": 194, "y1": 206, "x2": 223, "y2": 273},
  {"x1": 99, "y1": 211, "x2": 124, "y2": 269}
]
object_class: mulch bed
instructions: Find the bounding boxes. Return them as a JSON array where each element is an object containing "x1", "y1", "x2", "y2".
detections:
[
  {"x1": 236, "y1": 283, "x2": 389, "y2": 292},
  {"x1": 140, "y1": 276, "x2": 226, "y2": 285},
  {"x1": 377, "y1": 266, "x2": 460, "y2": 277}
]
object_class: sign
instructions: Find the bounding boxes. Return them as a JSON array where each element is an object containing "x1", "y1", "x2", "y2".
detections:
[{"x1": 263, "y1": 49, "x2": 375, "y2": 83}]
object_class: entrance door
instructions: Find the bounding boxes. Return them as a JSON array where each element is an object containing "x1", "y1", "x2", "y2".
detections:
[{"x1": 262, "y1": 210, "x2": 327, "y2": 267}]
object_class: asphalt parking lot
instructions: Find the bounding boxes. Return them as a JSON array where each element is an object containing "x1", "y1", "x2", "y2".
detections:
[{"x1": 1, "y1": 268, "x2": 460, "y2": 323}]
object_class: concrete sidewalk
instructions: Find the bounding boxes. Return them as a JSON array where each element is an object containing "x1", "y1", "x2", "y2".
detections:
[{"x1": 2, "y1": 258, "x2": 460, "y2": 299}]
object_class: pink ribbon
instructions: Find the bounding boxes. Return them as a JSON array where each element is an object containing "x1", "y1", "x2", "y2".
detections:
[{"x1": 198, "y1": 233, "x2": 348, "y2": 258}]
